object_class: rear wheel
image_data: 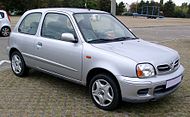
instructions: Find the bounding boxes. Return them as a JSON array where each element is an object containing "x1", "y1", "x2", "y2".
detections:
[
  {"x1": 89, "y1": 74, "x2": 121, "y2": 110},
  {"x1": 11, "y1": 51, "x2": 29, "y2": 77},
  {"x1": 1, "y1": 26, "x2": 11, "y2": 37}
]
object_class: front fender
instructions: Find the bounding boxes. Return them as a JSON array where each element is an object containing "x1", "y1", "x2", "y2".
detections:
[{"x1": 82, "y1": 43, "x2": 137, "y2": 85}]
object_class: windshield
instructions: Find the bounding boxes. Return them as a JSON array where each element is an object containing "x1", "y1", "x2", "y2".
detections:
[{"x1": 74, "y1": 13, "x2": 137, "y2": 43}]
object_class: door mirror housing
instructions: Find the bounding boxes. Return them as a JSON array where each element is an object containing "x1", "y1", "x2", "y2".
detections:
[{"x1": 61, "y1": 33, "x2": 77, "y2": 43}]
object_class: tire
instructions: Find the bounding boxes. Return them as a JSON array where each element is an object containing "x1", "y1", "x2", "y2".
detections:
[
  {"x1": 1, "y1": 26, "x2": 11, "y2": 37},
  {"x1": 11, "y1": 51, "x2": 29, "y2": 77},
  {"x1": 89, "y1": 73, "x2": 121, "y2": 110}
]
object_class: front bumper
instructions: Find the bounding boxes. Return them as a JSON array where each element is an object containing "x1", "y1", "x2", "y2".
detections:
[{"x1": 116, "y1": 65, "x2": 184, "y2": 102}]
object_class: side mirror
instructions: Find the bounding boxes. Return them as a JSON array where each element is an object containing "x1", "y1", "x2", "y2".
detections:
[{"x1": 61, "y1": 33, "x2": 77, "y2": 43}]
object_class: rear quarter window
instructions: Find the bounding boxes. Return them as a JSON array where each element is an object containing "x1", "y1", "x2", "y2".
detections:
[{"x1": 18, "y1": 12, "x2": 42, "y2": 35}]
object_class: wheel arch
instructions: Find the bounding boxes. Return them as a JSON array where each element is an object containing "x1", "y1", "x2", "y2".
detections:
[
  {"x1": 86, "y1": 67, "x2": 121, "y2": 95},
  {"x1": 9, "y1": 47, "x2": 29, "y2": 77},
  {"x1": 1, "y1": 25, "x2": 11, "y2": 31},
  {"x1": 9, "y1": 48, "x2": 20, "y2": 60}
]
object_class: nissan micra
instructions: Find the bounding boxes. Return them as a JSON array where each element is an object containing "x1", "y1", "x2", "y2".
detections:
[{"x1": 8, "y1": 8, "x2": 184, "y2": 110}]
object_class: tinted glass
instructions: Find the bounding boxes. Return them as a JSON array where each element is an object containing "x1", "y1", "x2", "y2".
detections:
[
  {"x1": 41, "y1": 13, "x2": 75, "y2": 40},
  {"x1": 18, "y1": 13, "x2": 42, "y2": 35}
]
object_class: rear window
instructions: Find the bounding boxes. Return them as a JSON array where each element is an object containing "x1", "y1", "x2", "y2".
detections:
[{"x1": 0, "y1": 12, "x2": 5, "y2": 19}]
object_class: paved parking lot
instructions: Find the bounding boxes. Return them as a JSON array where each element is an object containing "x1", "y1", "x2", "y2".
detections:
[
  {"x1": 0, "y1": 16, "x2": 190, "y2": 116},
  {"x1": 132, "y1": 26, "x2": 190, "y2": 42}
]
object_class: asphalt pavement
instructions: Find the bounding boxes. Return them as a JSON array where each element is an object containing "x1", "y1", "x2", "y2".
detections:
[{"x1": 132, "y1": 25, "x2": 190, "y2": 42}]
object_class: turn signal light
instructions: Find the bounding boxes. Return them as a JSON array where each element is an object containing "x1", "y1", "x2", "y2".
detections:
[{"x1": 137, "y1": 67, "x2": 143, "y2": 78}]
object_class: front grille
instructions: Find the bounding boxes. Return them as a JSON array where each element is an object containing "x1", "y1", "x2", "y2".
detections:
[
  {"x1": 157, "y1": 64, "x2": 170, "y2": 72},
  {"x1": 174, "y1": 60, "x2": 179, "y2": 68},
  {"x1": 157, "y1": 59, "x2": 179, "y2": 74}
]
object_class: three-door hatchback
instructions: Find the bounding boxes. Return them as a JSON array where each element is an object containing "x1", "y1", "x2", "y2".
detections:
[
  {"x1": 8, "y1": 8, "x2": 184, "y2": 110},
  {"x1": 0, "y1": 10, "x2": 11, "y2": 37}
]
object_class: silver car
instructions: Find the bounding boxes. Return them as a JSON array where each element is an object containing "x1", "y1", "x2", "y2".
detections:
[
  {"x1": 0, "y1": 10, "x2": 11, "y2": 37},
  {"x1": 7, "y1": 8, "x2": 184, "y2": 110}
]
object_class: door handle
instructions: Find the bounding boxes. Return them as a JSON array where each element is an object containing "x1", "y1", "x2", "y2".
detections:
[{"x1": 37, "y1": 42, "x2": 42, "y2": 49}]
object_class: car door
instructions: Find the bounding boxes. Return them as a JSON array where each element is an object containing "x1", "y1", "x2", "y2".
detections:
[
  {"x1": 34, "y1": 13, "x2": 82, "y2": 81},
  {"x1": 14, "y1": 12, "x2": 42, "y2": 67}
]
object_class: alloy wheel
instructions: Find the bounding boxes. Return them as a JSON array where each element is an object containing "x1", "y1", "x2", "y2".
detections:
[
  {"x1": 11, "y1": 54, "x2": 22, "y2": 74},
  {"x1": 1, "y1": 27, "x2": 10, "y2": 37},
  {"x1": 91, "y1": 79, "x2": 114, "y2": 107}
]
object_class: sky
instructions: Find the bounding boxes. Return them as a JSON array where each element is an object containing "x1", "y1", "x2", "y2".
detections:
[{"x1": 116, "y1": 0, "x2": 190, "y2": 6}]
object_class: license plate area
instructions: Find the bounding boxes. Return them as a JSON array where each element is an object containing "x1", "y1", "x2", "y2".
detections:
[{"x1": 166, "y1": 76, "x2": 182, "y2": 89}]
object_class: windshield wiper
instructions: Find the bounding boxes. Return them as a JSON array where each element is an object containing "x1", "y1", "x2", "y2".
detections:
[
  {"x1": 88, "y1": 39, "x2": 113, "y2": 43},
  {"x1": 88, "y1": 37, "x2": 138, "y2": 43},
  {"x1": 113, "y1": 37, "x2": 138, "y2": 41}
]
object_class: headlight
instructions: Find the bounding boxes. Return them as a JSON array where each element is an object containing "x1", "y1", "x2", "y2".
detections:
[{"x1": 136, "y1": 63, "x2": 155, "y2": 78}]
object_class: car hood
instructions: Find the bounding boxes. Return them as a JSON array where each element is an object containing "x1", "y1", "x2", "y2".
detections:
[{"x1": 92, "y1": 39, "x2": 179, "y2": 65}]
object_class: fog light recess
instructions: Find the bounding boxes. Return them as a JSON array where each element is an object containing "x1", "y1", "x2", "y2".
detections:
[{"x1": 137, "y1": 88, "x2": 149, "y2": 95}]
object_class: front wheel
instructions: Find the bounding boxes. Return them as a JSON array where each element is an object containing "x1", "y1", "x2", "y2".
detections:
[
  {"x1": 89, "y1": 74, "x2": 121, "y2": 110},
  {"x1": 11, "y1": 51, "x2": 29, "y2": 77}
]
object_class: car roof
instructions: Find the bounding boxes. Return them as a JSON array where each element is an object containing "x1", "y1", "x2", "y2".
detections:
[
  {"x1": 27, "y1": 8, "x2": 107, "y2": 14},
  {"x1": 0, "y1": 10, "x2": 6, "y2": 13}
]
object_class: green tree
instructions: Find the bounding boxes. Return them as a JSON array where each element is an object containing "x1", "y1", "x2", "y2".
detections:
[
  {"x1": 61, "y1": 0, "x2": 85, "y2": 8},
  {"x1": 81, "y1": 0, "x2": 99, "y2": 9},
  {"x1": 160, "y1": 0, "x2": 164, "y2": 13},
  {"x1": 138, "y1": 0, "x2": 146, "y2": 14},
  {"x1": 129, "y1": 2, "x2": 137, "y2": 13},
  {"x1": 174, "y1": 6, "x2": 186, "y2": 18},
  {"x1": 116, "y1": 2, "x2": 125, "y2": 15},
  {"x1": 160, "y1": 0, "x2": 163, "y2": 5},
  {"x1": 99, "y1": 0, "x2": 111, "y2": 12},
  {"x1": 128, "y1": 0, "x2": 190, "y2": 18},
  {"x1": 129, "y1": 0, "x2": 145, "y2": 14},
  {"x1": 0, "y1": 0, "x2": 42, "y2": 13},
  {"x1": 163, "y1": 0, "x2": 175, "y2": 17},
  {"x1": 187, "y1": 4, "x2": 190, "y2": 17}
]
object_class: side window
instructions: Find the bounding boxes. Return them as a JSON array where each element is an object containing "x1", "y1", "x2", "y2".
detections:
[
  {"x1": 41, "y1": 13, "x2": 75, "y2": 40},
  {"x1": 18, "y1": 13, "x2": 42, "y2": 35}
]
